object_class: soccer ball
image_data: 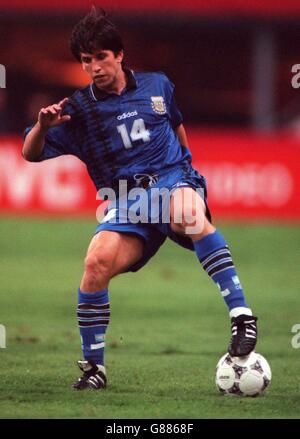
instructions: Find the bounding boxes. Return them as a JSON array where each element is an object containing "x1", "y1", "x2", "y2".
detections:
[{"x1": 215, "y1": 351, "x2": 271, "y2": 397}]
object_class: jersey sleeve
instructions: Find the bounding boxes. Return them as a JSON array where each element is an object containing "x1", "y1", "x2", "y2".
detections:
[
  {"x1": 161, "y1": 73, "x2": 183, "y2": 129},
  {"x1": 23, "y1": 103, "x2": 80, "y2": 162}
]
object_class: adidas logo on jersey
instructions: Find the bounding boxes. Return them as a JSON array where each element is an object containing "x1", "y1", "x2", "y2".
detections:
[{"x1": 117, "y1": 110, "x2": 138, "y2": 120}]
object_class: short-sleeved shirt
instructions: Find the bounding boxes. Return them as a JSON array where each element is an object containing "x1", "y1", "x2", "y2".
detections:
[{"x1": 24, "y1": 70, "x2": 192, "y2": 193}]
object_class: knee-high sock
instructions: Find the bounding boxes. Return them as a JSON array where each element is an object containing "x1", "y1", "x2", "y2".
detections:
[
  {"x1": 77, "y1": 288, "x2": 110, "y2": 366},
  {"x1": 193, "y1": 230, "x2": 252, "y2": 317}
]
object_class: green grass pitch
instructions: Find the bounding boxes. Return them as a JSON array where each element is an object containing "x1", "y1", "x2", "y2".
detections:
[{"x1": 0, "y1": 217, "x2": 299, "y2": 419}]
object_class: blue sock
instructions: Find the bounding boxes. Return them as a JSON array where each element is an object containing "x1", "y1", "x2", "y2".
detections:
[
  {"x1": 77, "y1": 288, "x2": 110, "y2": 366},
  {"x1": 193, "y1": 230, "x2": 252, "y2": 317}
]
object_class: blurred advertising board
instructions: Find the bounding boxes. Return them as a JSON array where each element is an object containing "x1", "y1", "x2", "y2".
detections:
[{"x1": 0, "y1": 130, "x2": 299, "y2": 220}]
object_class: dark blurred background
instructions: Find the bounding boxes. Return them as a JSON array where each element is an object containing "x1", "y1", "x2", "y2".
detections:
[{"x1": 1, "y1": 1, "x2": 300, "y2": 134}]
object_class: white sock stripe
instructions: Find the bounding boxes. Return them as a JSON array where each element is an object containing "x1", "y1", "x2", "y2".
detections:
[
  {"x1": 203, "y1": 253, "x2": 231, "y2": 268},
  {"x1": 201, "y1": 248, "x2": 229, "y2": 264},
  {"x1": 78, "y1": 302, "x2": 110, "y2": 308},
  {"x1": 79, "y1": 324, "x2": 108, "y2": 328},
  {"x1": 201, "y1": 248, "x2": 230, "y2": 265},
  {"x1": 77, "y1": 315, "x2": 110, "y2": 320},
  {"x1": 208, "y1": 265, "x2": 235, "y2": 277},
  {"x1": 78, "y1": 316, "x2": 110, "y2": 321},
  {"x1": 206, "y1": 257, "x2": 233, "y2": 273},
  {"x1": 77, "y1": 308, "x2": 110, "y2": 313}
]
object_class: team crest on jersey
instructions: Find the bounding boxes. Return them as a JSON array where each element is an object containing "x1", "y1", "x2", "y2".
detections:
[{"x1": 151, "y1": 96, "x2": 166, "y2": 114}]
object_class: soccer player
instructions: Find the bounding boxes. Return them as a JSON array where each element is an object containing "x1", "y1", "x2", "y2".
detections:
[{"x1": 22, "y1": 8, "x2": 258, "y2": 390}]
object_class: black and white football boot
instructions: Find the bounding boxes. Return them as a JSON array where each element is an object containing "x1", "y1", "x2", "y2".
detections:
[
  {"x1": 73, "y1": 360, "x2": 107, "y2": 390},
  {"x1": 228, "y1": 314, "x2": 258, "y2": 357}
]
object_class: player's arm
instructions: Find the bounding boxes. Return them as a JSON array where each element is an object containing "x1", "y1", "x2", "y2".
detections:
[
  {"x1": 175, "y1": 123, "x2": 189, "y2": 149},
  {"x1": 22, "y1": 98, "x2": 71, "y2": 161}
]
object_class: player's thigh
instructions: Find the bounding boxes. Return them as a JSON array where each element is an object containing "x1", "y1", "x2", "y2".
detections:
[
  {"x1": 170, "y1": 187, "x2": 205, "y2": 225},
  {"x1": 170, "y1": 187, "x2": 215, "y2": 238},
  {"x1": 86, "y1": 230, "x2": 144, "y2": 277}
]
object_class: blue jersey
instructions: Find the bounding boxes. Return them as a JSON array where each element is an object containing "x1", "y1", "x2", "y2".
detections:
[{"x1": 24, "y1": 70, "x2": 192, "y2": 193}]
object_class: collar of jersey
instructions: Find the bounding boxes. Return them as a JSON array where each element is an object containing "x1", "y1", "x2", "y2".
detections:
[{"x1": 90, "y1": 68, "x2": 137, "y2": 101}]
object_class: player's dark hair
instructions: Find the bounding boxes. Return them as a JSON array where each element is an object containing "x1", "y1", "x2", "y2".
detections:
[{"x1": 70, "y1": 7, "x2": 124, "y2": 62}]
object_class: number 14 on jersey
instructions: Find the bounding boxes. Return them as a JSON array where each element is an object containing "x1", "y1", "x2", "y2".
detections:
[{"x1": 117, "y1": 118, "x2": 150, "y2": 149}]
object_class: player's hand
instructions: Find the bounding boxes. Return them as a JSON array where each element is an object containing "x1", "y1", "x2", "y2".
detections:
[{"x1": 37, "y1": 97, "x2": 71, "y2": 130}]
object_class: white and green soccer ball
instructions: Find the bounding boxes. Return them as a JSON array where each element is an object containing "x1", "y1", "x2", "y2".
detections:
[{"x1": 215, "y1": 351, "x2": 271, "y2": 397}]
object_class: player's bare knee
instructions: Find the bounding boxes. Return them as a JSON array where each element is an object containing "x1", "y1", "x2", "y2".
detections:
[
  {"x1": 83, "y1": 253, "x2": 112, "y2": 283},
  {"x1": 198, "y1": 217, "x2": 215, "y2": 236},
  {"x1": 171, "y1": 188, "x2": 206, "y2": 236},
  {"x1": 188, "y1": 217, "x2": 216, "y2": 241},
  {"x1": 171, "y1": 209, "x2": 203, "y2": 235}
]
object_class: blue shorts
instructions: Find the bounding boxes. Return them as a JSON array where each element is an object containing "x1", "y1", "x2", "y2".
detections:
[{"x1": 95, "y1": 164, "x2": 211, "y2": 272}]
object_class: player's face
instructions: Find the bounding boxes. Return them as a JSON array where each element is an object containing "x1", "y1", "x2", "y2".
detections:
[{"x1": 80, "y1": 49, "x2": 124, "y2": 91}]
